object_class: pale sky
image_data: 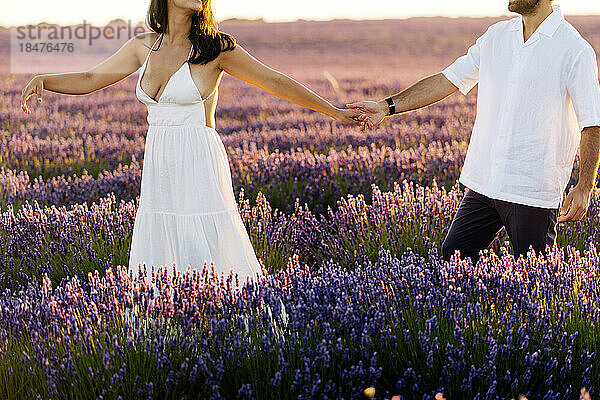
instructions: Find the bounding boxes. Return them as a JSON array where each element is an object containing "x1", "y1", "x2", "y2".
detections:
[{"x1": 3, "y1": 0, "x2": 600, "y2": 27}]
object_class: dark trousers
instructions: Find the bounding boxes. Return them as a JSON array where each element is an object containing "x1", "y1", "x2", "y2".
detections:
[{"x1": 441, "y1": 189, "x2": 559, "y2": 265}]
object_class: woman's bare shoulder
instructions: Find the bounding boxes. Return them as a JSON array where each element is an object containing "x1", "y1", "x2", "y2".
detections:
[
  {"x1": 135, "y1": 31, "x2": 162, "y2": 45},
  {"x1": 130, "y1": 32, "x2": 161, "y2": 64}
]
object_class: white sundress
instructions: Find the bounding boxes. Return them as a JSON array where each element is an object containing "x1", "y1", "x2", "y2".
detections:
[{"x1": 128, "y1": 33, "x2": 262, "y2": 287}]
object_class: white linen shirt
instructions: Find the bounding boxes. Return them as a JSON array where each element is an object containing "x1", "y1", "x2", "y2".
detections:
[{"x1": 442, "y1": 6, "x2": 600, "y2": 209}]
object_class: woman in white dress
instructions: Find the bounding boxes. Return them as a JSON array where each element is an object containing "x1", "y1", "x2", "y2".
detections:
[{"x1": 20, "y1": 0, "x2": 360, "y2": 287}]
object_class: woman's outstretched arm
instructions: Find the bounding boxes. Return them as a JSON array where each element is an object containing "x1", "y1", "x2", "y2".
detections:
[
  {"x1": 217, "y1": 44, "x2": 360, "y2": 126},
  {"x1": 20, "y1": 33, "x2": 151, "y2": 114}
]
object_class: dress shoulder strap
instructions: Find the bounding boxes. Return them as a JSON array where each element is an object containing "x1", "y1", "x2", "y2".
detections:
[
  {"x1": 187, "y1": 42, "x2": 194, "y2": 60},
  {"x1": 143, "y1": 33, "x2": 163, "y2": 65}
]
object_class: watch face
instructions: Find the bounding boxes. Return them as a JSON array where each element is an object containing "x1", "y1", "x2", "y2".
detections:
[{"x1": 386, "y1": 98, "x2": 395, "y2": 115}]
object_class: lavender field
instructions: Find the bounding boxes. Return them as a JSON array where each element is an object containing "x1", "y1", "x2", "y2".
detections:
[{"x1": 2, "y1": 16, "x2": 600, "y2": 399}]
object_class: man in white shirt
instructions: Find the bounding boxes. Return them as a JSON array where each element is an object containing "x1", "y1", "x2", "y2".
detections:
[{"x1": 348, "y1": 0, "x2": 600, "y2": 265}]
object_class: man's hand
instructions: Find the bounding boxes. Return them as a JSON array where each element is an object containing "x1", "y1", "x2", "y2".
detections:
[
  {"x1": 346, "y1": 100, "x2": 388, "y2": 131},
  {"x1": 558, "y1": 184, "x2": 593, "y2": 223}
]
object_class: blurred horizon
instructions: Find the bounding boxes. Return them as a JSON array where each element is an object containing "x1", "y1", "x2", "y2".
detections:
[{"x1": 4, "y1": 0, "x2": 600, "y2": 28}]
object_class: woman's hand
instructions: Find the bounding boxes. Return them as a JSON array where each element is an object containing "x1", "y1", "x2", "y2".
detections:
[
  {"x1": 20, "y1": 75, "x2": 44, "y2": 114},
  {"x1": 332, "y1": 107, "x2": 362, "y2": 127}
]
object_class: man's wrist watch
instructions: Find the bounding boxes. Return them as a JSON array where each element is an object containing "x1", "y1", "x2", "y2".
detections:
[{"x1": 384, "y1": 97, "x2": 396, "y2": 116}]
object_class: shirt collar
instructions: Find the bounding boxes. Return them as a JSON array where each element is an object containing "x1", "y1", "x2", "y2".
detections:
[{"x1": 509, "y1": 5, "x2": 563, "y2": 37}]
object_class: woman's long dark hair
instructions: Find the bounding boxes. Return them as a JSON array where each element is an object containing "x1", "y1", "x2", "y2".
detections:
[{"x1": 144, "y1": 0, "x2": 236, "y2": 65}]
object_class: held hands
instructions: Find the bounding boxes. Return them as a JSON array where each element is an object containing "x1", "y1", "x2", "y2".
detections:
[
  {"x1": 558, "y1": 184, "x2": 593, "y2": 223},
  {"x1": 20, "y1": 76, "x2": 44, "y2": 114},
  {"x1": 332, "y1": 107, "x2": 363, "y2": 127},
  {"x1": 346, "y1": 100, "x2": 388, "y2": 131}
]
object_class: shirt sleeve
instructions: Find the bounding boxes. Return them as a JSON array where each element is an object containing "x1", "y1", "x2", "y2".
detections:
[
  {"x1": 442, "y1": 28, "x2": 489, "y2": 96},
  {"x1": 567, "y1": 44, "x2": 600, "y2": 132}
]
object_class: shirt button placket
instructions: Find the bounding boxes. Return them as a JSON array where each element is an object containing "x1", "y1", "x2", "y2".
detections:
[{"x1": 493, "y1": 48, "x2": 521, "y2": 191}]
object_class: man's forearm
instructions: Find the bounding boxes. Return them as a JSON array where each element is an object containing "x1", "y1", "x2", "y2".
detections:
[
  {"x1": 384, "y1": 73, "x2": 458, "y2": 114},
  {"x1": 349, "y1": 72, "x2": 461, "y2": 130},
  {"x1": 577, "y1": 126, "x2": 600, "y2": 190}
]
